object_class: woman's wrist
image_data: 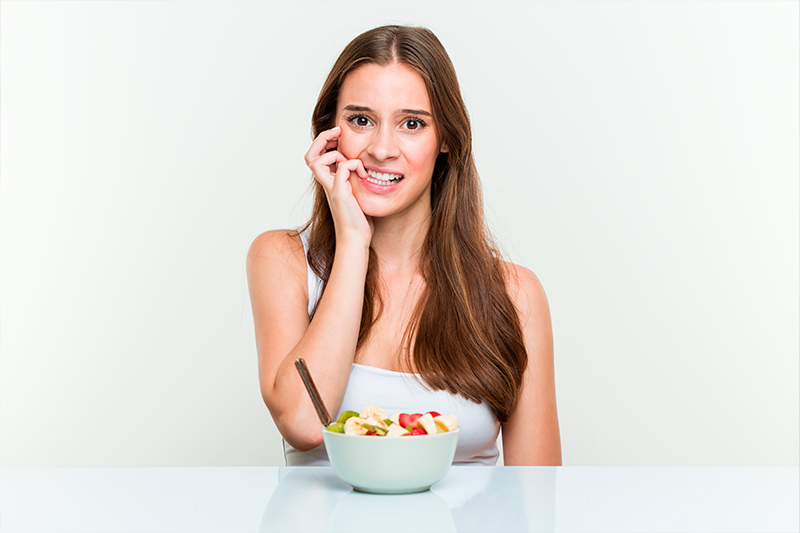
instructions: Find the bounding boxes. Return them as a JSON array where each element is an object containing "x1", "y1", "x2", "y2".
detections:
[{"x1": 334, "y1": 233, "x2": 372, "y2": 255}]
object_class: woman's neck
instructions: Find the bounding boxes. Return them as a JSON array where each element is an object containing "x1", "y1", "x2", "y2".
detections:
[{"x1": 370, "y1": 212, "x2": 430, "y2": 274}]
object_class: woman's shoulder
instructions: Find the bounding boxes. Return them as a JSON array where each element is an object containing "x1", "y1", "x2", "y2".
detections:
[
  {"x1": 246, "y1": 228, "x2": 306, "y2": 278},
  {"x1": 499, "y1": 261, "x2": 550, "y2": 317},
  {"x1": 248, "y1": 228, "x2": 302, "y2": 255}
]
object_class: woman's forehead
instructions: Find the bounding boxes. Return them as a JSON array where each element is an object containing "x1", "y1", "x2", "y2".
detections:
[{"x1": 338, "y1": 63, "x2": 431, "y2": 114}]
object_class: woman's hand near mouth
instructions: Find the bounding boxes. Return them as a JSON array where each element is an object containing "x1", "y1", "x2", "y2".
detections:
[
  {"x1": 249, "y1": 126, "x2": 375, "y2": 450},
  {"x1": 305, "y1": 126, "x2": 373, "y2": 248}
]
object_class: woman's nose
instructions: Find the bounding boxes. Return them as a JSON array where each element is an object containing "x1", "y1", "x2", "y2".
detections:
[{"x1": 366, "y1": 127, "x2": 399, "y2": 161}]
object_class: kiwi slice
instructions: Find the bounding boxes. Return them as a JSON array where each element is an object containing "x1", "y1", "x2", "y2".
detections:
[
  {"x1": 362, "y1": 423, "x2": 388, "y2": 436},
  {"x1": 326, "y1": 422, "x2": 345, "y2": 433},
  {"x1": 336, "y1": 410, "x2": 360, "y2": 424}
]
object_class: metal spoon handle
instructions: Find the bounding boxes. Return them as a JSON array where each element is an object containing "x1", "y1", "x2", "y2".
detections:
[{"x1": 294, "y1": 358, "x2": 332, "y2": 426}]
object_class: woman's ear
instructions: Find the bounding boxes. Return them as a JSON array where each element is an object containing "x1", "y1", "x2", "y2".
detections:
[{"x1": 440, "y1": 142, "x2": 449, "y2": 153}]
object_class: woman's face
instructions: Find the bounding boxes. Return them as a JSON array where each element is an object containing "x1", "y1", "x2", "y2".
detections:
[{"x1": 335, "y1": 62, "x2": 445, "y2": 220}]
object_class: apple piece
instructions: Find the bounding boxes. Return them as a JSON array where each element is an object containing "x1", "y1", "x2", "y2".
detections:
[
  {"x1": 385, "y1": 424, "x2": 410, "y2": 437},
  {"x1": 416, "y1": 413, "x2": 437, "y2": 435},
  {"x1": 434, "y1": 414, "x2": 458, "y2": 432}
]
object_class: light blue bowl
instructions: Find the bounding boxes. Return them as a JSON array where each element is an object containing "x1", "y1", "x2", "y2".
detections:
[{"x1": 323, "y1": 428, "x2": 460, "y2": 494}]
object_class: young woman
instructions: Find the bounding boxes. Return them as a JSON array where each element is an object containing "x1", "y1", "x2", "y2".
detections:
[{"x1": 247, "y1": 25, "x2": 561, "y2": 466}]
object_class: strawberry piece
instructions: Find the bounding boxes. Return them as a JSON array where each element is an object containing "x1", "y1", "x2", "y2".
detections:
[
  {"x1": 426, "y1": 411, "x2": 441, "y2": 418},
  {"x1": 402, "y1": 428, "x2": 427, "y2": 436},
  {"x1": 398, "y1": 413, "x2": 422, "y2": 428}
]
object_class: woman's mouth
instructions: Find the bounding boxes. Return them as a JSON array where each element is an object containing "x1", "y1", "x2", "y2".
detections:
[{"x1": 365, "y1": 169, "x2": 403, "y2": 186}]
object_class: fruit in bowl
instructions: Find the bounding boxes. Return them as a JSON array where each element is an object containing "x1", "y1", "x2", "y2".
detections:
[{"x1": 323, "y1": 406, "x2": 460, "y2": 494}]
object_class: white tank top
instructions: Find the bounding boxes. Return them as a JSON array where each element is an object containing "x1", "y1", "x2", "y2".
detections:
[{"x1": 283, "y1": 229, "x2": 500, "y2": 466}]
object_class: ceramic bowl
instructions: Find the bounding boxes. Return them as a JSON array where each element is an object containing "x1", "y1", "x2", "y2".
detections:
[{"x1": 322, "y1": 428, "x2": 460, "y2": 494}]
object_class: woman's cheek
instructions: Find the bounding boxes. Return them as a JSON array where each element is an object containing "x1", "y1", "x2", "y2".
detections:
[
  {"x1": 337, "y1": 127, "x2": 373, "y2": 160},
  {"x1": 337, "y1": 131, "x2": 358, "y2": 159}
]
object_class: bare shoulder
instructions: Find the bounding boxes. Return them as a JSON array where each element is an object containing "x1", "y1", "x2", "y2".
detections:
[
  {"x1": 246, "y1": 229, "x2": 307, "y2": 285},
  {"x1": 500, "y1": 261, "x2": 550, "y2": 319},
  {"x1": 248, "y1": 228, "x2": 303, "y2": 259},
  {"x1": 248, "y1": 229, "x2": 304, "y2": 265}
]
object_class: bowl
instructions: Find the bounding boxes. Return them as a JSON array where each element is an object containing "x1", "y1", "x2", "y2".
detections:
[{"x1": 323, "y1": 428, "x2": 460, "y2": 494}]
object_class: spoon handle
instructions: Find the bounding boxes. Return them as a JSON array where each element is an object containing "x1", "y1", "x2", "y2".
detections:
[{"x1": 294, "y1": 358, "x2": 332, "y2": 426}]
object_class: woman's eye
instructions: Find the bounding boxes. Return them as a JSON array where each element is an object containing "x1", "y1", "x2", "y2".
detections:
[
  {"x1": 349, "y1": 115, "x2": 372, "y2": 127},
  {"x1": 403, "y1": 119, "x2": 425, "y2": 131}
]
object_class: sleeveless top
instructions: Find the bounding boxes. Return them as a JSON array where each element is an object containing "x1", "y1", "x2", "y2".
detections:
[{"x1": 282, "y1": 229, "x2": 501, "y2": 466}]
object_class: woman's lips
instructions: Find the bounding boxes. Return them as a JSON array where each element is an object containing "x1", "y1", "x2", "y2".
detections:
[
  {"x1": 359, "y1": 168, "x2": 404, "y2": 194},
  {"x1": 365, "y1": 168, "x2": 403, "y2": 186}
]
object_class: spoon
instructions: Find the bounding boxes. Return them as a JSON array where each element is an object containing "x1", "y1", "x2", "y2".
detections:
[{"x1": 294, "y1": 358, "x2": 332, "y2": 426}]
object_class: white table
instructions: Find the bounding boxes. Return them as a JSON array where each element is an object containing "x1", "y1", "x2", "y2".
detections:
[{"x1": 1, "y1": 466, "x2": 797, "y2": 532}]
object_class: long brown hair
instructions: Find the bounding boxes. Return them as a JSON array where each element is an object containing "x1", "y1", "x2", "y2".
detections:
[{"x1": 305, "y1": 25, "x2": 527, "y2": 422}]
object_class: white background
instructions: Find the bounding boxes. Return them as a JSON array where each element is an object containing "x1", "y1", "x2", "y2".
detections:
[{"x1": 1, "y1": 0, "x2": 797, "y2": 468}]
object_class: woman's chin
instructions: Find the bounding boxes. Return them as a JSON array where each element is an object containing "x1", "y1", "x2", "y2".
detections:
[
  {"x1": 358, "y1": 205, "x2": 395, "y2": 219},
  {"x1": 353, "y1": 195, "x2": 396, "y2": 219}
]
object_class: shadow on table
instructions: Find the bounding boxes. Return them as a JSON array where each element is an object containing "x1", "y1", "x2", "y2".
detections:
[{"x1": 260, "y1": 466, "x2": 555, "y2": 533}]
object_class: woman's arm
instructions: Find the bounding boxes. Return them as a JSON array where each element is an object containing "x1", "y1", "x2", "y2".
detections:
[
  {"x1": 247, "y1": 230, "x2": 368, "y2": 451},
  {"x1": 501, "y1": 263, "x2": 562, "y2": 466},
  {"x1": 247, "y1": 127, "x2": 373, "y2": 451}
]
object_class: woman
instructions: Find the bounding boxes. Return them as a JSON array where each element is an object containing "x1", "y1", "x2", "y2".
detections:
[{"x1": 247, "y1": 25, "x2": 561, "y2": 466}]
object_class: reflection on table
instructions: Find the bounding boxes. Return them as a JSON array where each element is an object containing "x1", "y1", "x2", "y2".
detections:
[
  {"x1": 260, "y1": 466, "x2": 555, "y2": 532},
  {"x1": 0, "y1": 466, "x2": 797, "y2": 532}
]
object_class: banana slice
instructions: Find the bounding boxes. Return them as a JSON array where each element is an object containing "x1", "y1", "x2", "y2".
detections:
[
  {"x1": 363, "y1": 415, "x2": 388, "y2": 430},
  {"x1": 359, "y1": 406, "x2": 387, "y2": 421},
  {"x1": 343, "y1": 416, "x2": 369, "y2": 435}
]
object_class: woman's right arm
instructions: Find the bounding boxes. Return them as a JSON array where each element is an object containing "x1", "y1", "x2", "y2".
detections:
[{"x1": 246, "y1": 127, "x2": 372, "y2": 451}]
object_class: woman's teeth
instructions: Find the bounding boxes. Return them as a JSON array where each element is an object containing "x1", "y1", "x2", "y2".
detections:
[{"x1": 366, "y1": 169, "x2": 403, "y2": 185}]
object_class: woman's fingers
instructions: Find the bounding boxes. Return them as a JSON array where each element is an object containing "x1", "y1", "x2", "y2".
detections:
[
  {"x1": 328, "y1": 158, "x2": 365, "y2": 204},
  {"x1": 304, "y1": 127, "x2": 371, "y2": 243},
  {"x1": 305, "y1": 126, "x2": 349, "y2": 190},
  {"x1": 333, "y1": 158, "x2": 368, "y2": 189},
  {"x1": 309, "y1": 150, "x2": 347, "y2": 189},
  {"x1": 328, "y1": 158, "x2": 372, "y2": 243},
  {"x1": 316, "y1": 151, "x2": 348, "y2": 171},
  {"x1": 303, "y1": 126, "x2": 341, "y2": 165}
]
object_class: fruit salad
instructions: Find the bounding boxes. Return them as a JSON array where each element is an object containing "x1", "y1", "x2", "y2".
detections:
[{"x1": 326, "y1": 406, "x2": 459, "y2": 437}]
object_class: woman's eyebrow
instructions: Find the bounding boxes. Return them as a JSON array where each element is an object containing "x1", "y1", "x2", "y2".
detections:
[
  {"x1": 400, "y1": 108, "x2": 432, "y2": 117},
  {"x1": 342, "y1": 104, "x2": 432, "y2": 117}
]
